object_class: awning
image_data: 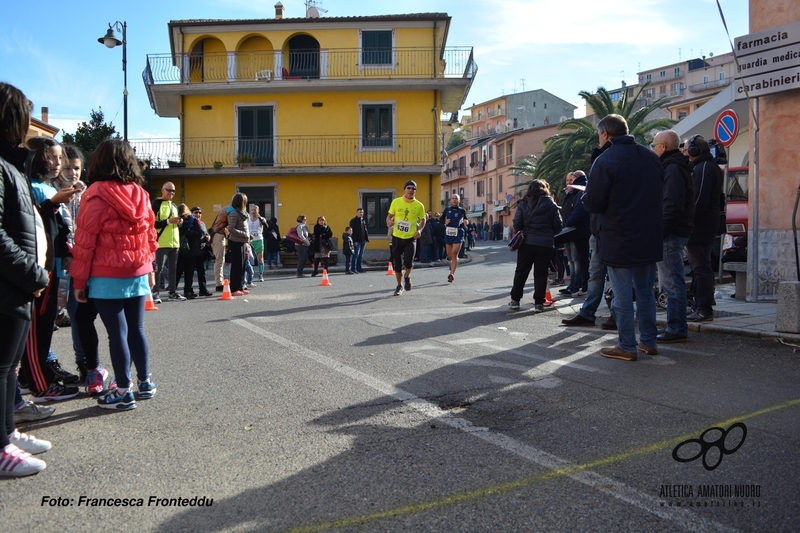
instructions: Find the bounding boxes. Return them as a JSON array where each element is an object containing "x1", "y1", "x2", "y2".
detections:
[
  {"x1": 466, "y1": 211, "x2": 485, "y2": 218},
  {"x1": 493, "y1": 205, "x2": 507, "y2": 212}
]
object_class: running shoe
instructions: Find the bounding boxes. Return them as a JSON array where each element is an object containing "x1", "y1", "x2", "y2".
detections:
[
  {"x1": 14, "y1": 400, "x2": 55, "y2": 423},
  {"x1": 8, "y1": 429, "x2": 51, "y2": 454},
  {"x1": 404, "y1": 278, "x2": 412, "y2": 292},
  {"x1": 447, "y1": 273, "x2": 454, "y2": 283},
  {"x1": 48, "y1": 360, "x2": 80, "y2": 384},
  {"x1": 533, "y1": 304, "x2": 545, "y2": 313},
  {"x1": 97, "y1": 388, "x2": 136, "y2": 411},
  {"x1": 394, "y1": 285, "x2": 404, "y2": 296},
  {"x1": 85, "y1": 365, "x2": 109, "y2": 395},
  {"x1": 137, "y1": 378, "x2": 157, "y2": 400},
  {"x1": 168, "y1": 293, "x2": 187, "y2": 301},
  {"x1": 32, "y1": 382, "x2": 79, "y2": 403},
  {"x1": 153, "y1": 296, "x2": 163, "y2": 305},
  {"x1": 508, "y1": 300, "x2": 520, "y2": 310},
  {"x1": 0, "y1": 444, "x2": 46, "y2": 477}
]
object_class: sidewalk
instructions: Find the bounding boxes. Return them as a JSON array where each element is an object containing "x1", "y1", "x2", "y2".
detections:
[{"x1": 553, "y1": 281, "x2": 800, "y2": 344}]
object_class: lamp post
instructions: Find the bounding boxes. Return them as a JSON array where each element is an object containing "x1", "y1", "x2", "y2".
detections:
[{"x1": 98, "y1": 21, "x2": 127, "y2": 140}]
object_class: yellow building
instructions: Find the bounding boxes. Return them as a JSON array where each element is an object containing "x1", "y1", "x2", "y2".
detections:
[{"x1": 138, "y1": 7, "x2": 476, "y2": 249}]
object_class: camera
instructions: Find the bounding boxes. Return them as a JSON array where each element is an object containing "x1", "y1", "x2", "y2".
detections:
[{"x1": 708, "y1": 138, "x2": 728, "y2": 165}]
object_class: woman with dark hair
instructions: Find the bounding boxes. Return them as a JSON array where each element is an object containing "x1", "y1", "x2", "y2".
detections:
[
  {"x1": 21, "y1": 136, "x2": 81, "y2": 401},
  {"x1": 311, "y1": 215, "x2": 333, "y2": 277},
  {"x1": 0, "y1": 83, "x2": 52, "y2": 476},
  {"x1": 508, "y1": 179, "x2": 563, "y2": 312},
  {"x1": 70, "y1": 139, "x2": 159, "y2": 411},
  {"x1": 225, "y1": 193, "x2": 250, "y2": 295},
  {"x1": 295, "y1": 214, "x2": 311, "y2": 277}
]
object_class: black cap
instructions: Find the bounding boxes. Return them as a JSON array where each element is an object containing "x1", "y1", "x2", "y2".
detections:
[{"x1": 404, "y1": 180, "x2": 417, "y2": 189}]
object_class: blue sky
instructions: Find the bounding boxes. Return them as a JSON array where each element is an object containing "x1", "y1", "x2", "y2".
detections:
[{"x1": 0, "y1": 0, "x2": 748, "y2": 140}]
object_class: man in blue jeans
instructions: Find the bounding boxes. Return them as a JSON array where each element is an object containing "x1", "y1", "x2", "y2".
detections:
[
  {"x1": 349, "y1": 208, "x2": 369, "y2": 273},
  {"x1": 652, "y1": 130, "x2": 695, "y2": 344},
  {"x1": 582, "y1": 114, "x2": 663, "y2": 362}
]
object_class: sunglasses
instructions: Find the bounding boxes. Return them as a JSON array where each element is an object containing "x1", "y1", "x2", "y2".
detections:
[
  {"x1": 406, "y1": 186, "x2": 416, "y2": 191},
  {"x1": 164, "y1": 189, "x2": 176, "y2": 193}
]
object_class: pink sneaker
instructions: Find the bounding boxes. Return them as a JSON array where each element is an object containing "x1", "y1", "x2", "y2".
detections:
[
  {"x1": 0, "y1": 444, "x2": 46, "y2": 477},
  {"x1": 86, "y1": 365, "x2": 109, "y2": 395}
]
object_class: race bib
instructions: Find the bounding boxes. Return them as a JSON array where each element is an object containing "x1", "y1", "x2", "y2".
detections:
[
  {"x1": 446, "y1": 227, "x2": 458, "y2": 237},
  {"x1": 397, "y1": 220, "x2": 411, "y2": 233}
]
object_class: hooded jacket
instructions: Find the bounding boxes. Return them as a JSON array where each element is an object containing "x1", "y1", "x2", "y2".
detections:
[
  {"x1": 513, "y1": 194, "x2": 563, "y2": 248},
  {"x1": 582, "y1": 135, "x2": 663, "y2": 268},
  {"x1": 0, "y1": 145, "x2": 49, "y2": 319},
  {"x1": 688, "y1": 152, "x2": 723, "y2": 245},
  {"x1": 70, "y1": 180, "x2": 158, "y2": 290},
  {"x1": 660, "y1": 149, "x2": 695, "y2": 239}
]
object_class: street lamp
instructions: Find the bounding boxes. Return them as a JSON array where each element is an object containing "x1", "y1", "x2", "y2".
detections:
[{"x1": 98, "y1": 21, "x2": 127, "y2": 140}]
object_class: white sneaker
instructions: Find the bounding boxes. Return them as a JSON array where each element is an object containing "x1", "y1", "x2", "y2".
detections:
[
  {"x1": 0, "y1": 444, "x2": 46, "y2": 477},
  {"x1": 9, "y1": 429, "x2": 51, "y2": 454}
]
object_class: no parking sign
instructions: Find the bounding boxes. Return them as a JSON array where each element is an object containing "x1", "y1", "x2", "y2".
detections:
[{"x1": 715, "y1": 109, "x2": 739, "y2": 147}]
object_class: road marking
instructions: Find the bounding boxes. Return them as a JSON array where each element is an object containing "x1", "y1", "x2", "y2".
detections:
[
  {"x1": 233, "y1": 319, "x2": 739, "y2": 533},
  {"x1": 249, "y1": 306, "x2": 498, "y2": 323},
  {"x1": 447, "y1": 338, "x2": 494, "y2": 345}
]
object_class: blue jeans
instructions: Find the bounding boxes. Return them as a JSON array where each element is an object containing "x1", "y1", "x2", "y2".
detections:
[
  {"x1": 296, "y1": 245, "x2": 309, "y2": 276},
  {"x1": 94, "y1": 296, "x2": 150, "y2": 389},
  {"x1": 658, "y1": 235, "x2": 689, "y2": 336},
  {"x1": 266, "y1": 251, "x2": 279, "y2": 267},
  {"x1": 579, "y1": 235, "x2": 607, "y2": 321},
  {"x1": 608, "y1": 264, "x2": 658, "y2": 353},
  {"x1": 352, "y1": 241, "x2": 366, "y2": 272}
]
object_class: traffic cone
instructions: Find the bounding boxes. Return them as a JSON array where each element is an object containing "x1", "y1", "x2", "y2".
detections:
[
  {"x1": 544, "y1": 280, "x2": 554, "y2": 307},
  {"x1": 319, "y1": 269, "x2": 332, "y2": 286},
  {"x1": 217, "y1": 279, "x2": 235, "y2": 300},
  {"x1": 145, "y1": 292, "x2": 159, "y2": 311},
  {"x1": 386, "y1": 262, "x2": 395, "y2": 276}
]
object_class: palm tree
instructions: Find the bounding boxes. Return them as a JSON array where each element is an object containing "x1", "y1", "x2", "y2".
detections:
[{"x1": 512, "y1": 84, "x2": 675, "y2": 197}]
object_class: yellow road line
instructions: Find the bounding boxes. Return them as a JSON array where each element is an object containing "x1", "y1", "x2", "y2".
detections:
[{"x1": 283, "y1": 398, "x2": 800, "y2": 533}]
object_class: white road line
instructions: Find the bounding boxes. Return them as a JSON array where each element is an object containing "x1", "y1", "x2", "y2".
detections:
[
  {"x1": 447, "y1": 338, "x2": 494, "y2": 345},
  {"x1": 232, "y1": 318, "x2": 735, "y2": 533},
  {"x1": 249, "y1": 306, "x2": 498, "y2": 323}
]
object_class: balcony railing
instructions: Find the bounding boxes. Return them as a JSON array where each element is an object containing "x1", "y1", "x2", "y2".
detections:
[
  {"x1": 143, "y1": 47, "x2": 476, "y2": 85},
  {"x1": 487, "y1": 107, "x2": 505, "y2": 118},
  {"x1": 129, "y1": 135, "x2": 436, "y2": 169},
  {"x1": 688, "y1": 78, "x2": 732, "y2": 93}
]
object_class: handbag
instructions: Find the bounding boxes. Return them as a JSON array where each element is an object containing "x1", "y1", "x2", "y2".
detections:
[
  {"x1": 507, "y1": 199, "x2": 537, "y2": 252},
  {"x1": 508, "y1": 230, "x2": 524, "y2": 251},
  {"x1": 287, "y1": 226, "x2": 304, "y2": 244}
]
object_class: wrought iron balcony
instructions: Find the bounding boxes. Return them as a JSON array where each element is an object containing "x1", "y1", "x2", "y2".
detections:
[
  {"x1": 143, "y1": 47, "x2": 477, "y2": 84},
  {"x1": 129, "y1": 135, "x2": 438, "y2": 169}
]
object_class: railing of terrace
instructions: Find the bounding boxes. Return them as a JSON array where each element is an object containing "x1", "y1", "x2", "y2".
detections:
[{"x1": 129, "y1": 135, "x2": 437, "y2": 169}]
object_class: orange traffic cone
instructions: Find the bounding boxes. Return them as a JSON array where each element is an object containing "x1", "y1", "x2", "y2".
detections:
[
  {"x1": 217, "y1": 279, "x2": 235, "y2": 300},
  {"x1": 544, "y1": 280, "x2": 554, "y2": 307},
  {"x1": 145, "y1": 292, "x2": 159, "y2": 311},
  {"x1": 319, "y1": 269, "x2": 332, "y2": 286},
  {"x1": 386, "y1": 261, "x2": 395, "y2": 276}
]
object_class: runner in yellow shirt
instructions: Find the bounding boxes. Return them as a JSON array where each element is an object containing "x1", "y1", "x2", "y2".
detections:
[{"x1": 386, "y1": 180, "x2": 426, "y2": 296}]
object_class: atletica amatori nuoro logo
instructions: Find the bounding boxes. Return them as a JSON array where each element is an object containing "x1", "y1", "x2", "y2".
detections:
[{"x1": 672, "y1": 422, "x2": 747, "y2": 471}]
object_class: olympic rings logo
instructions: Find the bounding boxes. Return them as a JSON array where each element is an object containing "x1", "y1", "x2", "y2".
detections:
[{"x1": 672, "y1": 422, "x2": 747, "y2": 471}]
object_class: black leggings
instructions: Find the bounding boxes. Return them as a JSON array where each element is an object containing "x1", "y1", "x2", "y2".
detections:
[{"x1": 392, "y1": 236, "x2": 416, "y2": 272}]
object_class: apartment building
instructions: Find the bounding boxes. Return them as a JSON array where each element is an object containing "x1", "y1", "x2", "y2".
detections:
[
  {"x1": 137, "y1": 6, "x2": 476, "y2": 250},
  {"x1": 463, "y1": 90, "x2": 575, "y2": 141}
]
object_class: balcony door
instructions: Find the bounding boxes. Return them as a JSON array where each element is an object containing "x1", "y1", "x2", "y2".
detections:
[
  {"x1": 287, "y1": 35, "x2": 319, "y2": 79},
  {"x1": 238, "y1": 106, "x2": 274, "y2": 166}
]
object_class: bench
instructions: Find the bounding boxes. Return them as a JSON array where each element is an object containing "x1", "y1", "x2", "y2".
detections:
[
  {"x1": 280, "y1": 250, "x2": 339, "y2": 269},
  {"x1": 725, "y1": 261, "x2": 747, "y2": 300}
]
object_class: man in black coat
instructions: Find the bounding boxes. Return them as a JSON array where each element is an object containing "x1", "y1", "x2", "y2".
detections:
[
  {"x1": 685, "y1": 134, "x2": 724, "y2": 322},
  {"x1": 582, "y1": 114, "x2": 663, "y2": 362},
  {"x1": 652, "y1": 130, "x2": 695, "y2": 343},
  {"x1": 349, "y1": 208, "x2": 369, "y2": 273}
]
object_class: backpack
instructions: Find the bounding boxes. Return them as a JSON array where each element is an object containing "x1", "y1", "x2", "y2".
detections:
[{"x1": 209, "y1": 210, "x2": 229, "y2": 238}]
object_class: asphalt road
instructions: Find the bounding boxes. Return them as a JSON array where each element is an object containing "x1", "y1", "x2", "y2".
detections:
[{"x1": 3, "y1": 243, "x2": 798, "y2": 533}]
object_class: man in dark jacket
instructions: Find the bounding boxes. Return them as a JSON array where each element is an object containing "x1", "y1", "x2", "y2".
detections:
[
  {"x1": 652, "y1": 130, "x2": 695, "y2": 343},
  {"x1": 582, "y1": 114, "x2": 663, "y2": 362},
  {"x1": 563, "y1": 171, "x2": 591, "y2": 296},
  {"x1": 349, "y1": 208, "x2": 369, "y2": 274},
  {"x1": 685, "y1": 134, "x2": 723, "y2": 322}
]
